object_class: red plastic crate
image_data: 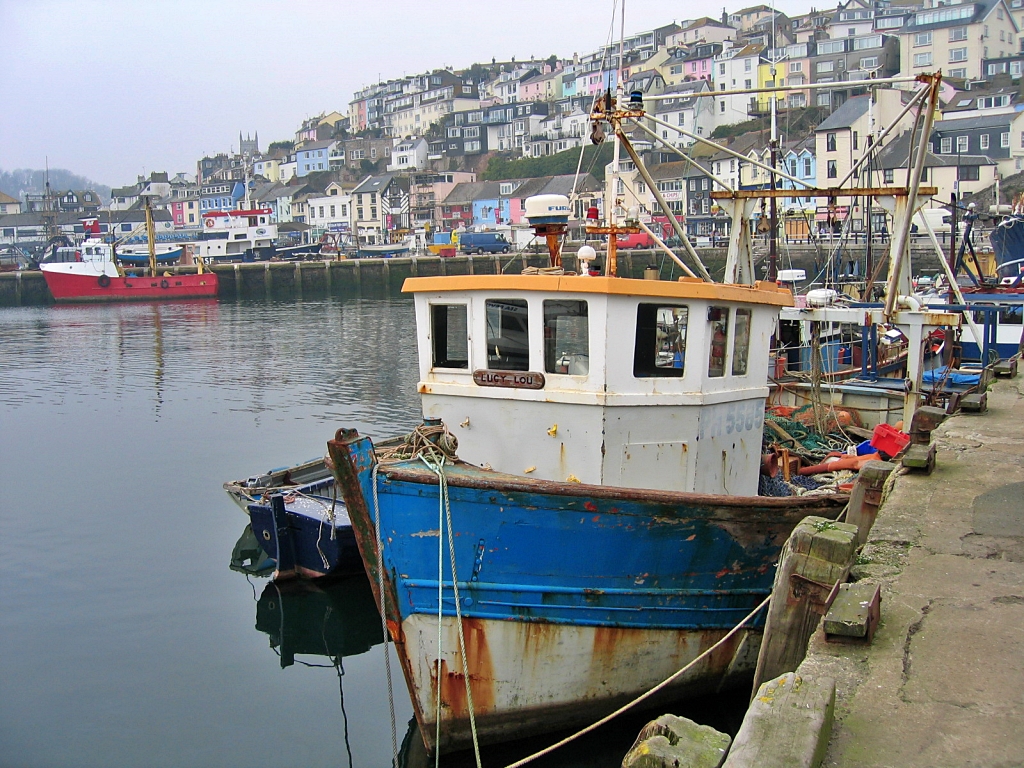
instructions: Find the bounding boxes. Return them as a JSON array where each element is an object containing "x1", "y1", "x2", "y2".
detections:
[{"x1": 870, "y1": 423, "x2": 910, "y2": 457}]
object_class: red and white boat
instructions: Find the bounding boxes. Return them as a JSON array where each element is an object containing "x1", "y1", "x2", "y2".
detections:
[{"x1": 40, "y1": 206, "x2": 218, "y2": 303}]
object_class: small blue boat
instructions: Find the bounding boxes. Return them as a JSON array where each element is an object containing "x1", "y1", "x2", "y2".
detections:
[
  {"x1": 115, "y1": 247, "x2": 184, "y2": 266},
  {"x1": 247, "y1": 493, "x2": 363, "y2": 580}
]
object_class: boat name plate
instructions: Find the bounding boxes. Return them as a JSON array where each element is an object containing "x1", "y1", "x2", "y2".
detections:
[{"x1": 472, "y1": 370, "x2": 546, "y2": 389}]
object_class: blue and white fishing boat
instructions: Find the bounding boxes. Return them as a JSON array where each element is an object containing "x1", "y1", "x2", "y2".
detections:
[{"x1": 324, "y1": 89, "x2": 853, "y2": 750}]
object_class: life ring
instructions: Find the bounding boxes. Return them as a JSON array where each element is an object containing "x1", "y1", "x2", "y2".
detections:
[
  {"x1": 205, "y1": 219, "x2": 215, "y2": 228},
  {"x1": 160, "y1": 279, "x2": 170, "y2": 289},
  {"x1": 97, "y1": 274, "x2": 111, "y2": 287}
]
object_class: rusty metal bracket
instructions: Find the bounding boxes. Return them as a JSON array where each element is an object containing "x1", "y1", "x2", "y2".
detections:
[{"x1": 790, "y1": 568, "x2": 850, "y2": 614}]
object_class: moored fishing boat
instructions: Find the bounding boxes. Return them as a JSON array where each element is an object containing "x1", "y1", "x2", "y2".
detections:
[
  {"x1": 323, "y1": 61, "x2": 959, "y2": 755},
  {"x1": 324, "y1": 130, "x2": 852, "y2": 757},
  {"x1": 40, "y1": 196, "x2": 217, "y2": 303}
]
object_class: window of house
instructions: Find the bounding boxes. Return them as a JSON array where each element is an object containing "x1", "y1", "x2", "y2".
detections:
[
  {"x1": 804, "y1": 158, "x2": 812, "y2": 176},
  {"x1": 827, "y1": 160, "x2": 838, "y2": 177},
  {"x1": 914, "y1": 52, "x2": 933, "y2": 67},
  {"x1": 949, "y1": 26, "x2": 968, "y2": 42},
  {"x1": 544, "y1": 300, "x2": 589, "y2": 375},
  {"x1": 957, "y1": 135, "x2": 969, "y2": 152},
  {"x1": 732, "y1": 309, "x2": 752, "y2": 375},
  {"x1": 827, "y1": 132, "x2": 837, "y2": 152},
  {"x1": 720, "y1": 100, "x2": 726, "y2": 113},
  {"x1": 789, "y1": 61, "x2": 802, "y2": 72},
  {"x1": 1002, "y1": 132, "x2": 1011, "y2": 147},
  {"x1": 860, "y1": 56, "x2": 879, "y2": 68},
  {"x1": 884, "y1": 168, "x2": 894, "y2": 183},
  {"x1": 486, "y1": 299, "x2": 530, "y2": 371},
  {"x1": 708, "y1": 306, "x2": 730, "y2": 378},
  {"x1": 981, "y1": 134, "x2": 991, "y2": 150},
  {"x1": 959, "y1": 165, "x2": 980, "y2": 181},
  {"x1": 816, "y1": 60, "x2": 835, "y2": 73},
  {"x1": 949, "y1": 68, "x2": 968, "y2": 78},
  {"x1": 745, "y1": 58, "x2": 752, "y2": 71},
  {"x1": 430, "y1": 304, "x2": 469, "y2": 369},
  {"x1": 941, "y1": 136, "x2": 952, "y2": 153},
  {"x1": 853, "y1": 131, "x2": 859, "y2": 150},
  {"x1": 950, "y1": 47, "x2": 968, "y2": 62},
  {"x1": 633, "y1": 304, "x2": 688, "y2": 377}
]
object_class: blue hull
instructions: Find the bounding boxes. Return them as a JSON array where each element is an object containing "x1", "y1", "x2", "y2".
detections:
[
  {"x1": 326, "y1": 429, "x2": 846, "y2": 753},
  {"x1": 248, "y1": 493, "x2": 363, "y2": 580},
  {"x1": 117, "y1": 248, "x2": 183, "y2": 265}
]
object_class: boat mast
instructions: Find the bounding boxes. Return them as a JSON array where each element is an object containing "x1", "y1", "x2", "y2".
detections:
[
  {"x1": 767, "y1": 14, "x2": 779, "y2": 284},
  {"x1": 605, "y1": 0, "x2": 627, "y2": 277},
  {"x1": 144, "y1": 194, "x2": 157, "y2": 278}
]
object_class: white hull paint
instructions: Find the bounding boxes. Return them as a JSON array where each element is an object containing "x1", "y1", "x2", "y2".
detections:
[{"x1": 397, "y1": 613, "x2": 761, "y2": 754}]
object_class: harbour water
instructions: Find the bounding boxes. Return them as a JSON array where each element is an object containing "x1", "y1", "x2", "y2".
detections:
[{"x1": 0, "y1": 296, "x2": 747, "y2": 767}]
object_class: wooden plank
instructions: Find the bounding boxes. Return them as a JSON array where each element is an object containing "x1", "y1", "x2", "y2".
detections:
[
  {"x1": 752, "y1": 517, "x2": 858, "y2": 693},
  {"x1": 723, "y1": 672, "x2": 836, "y2": 768}
]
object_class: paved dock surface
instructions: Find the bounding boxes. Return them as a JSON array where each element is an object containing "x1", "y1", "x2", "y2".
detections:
[{"x1": 799, "y1": 377, "x2": 1024, "y2": 767}]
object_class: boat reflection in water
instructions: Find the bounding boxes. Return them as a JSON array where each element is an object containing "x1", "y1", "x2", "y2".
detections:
[
  {"x1": 254, "y1": 573, "x2": 384, "y2": 668},
  {"x1": 229, "y1": 524, "x2": 276, "y2": 578}
]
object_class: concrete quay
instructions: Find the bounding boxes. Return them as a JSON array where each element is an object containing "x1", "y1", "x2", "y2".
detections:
[
  {"x1": 798, "y1": 376, "x2": 1024, "y2": 767},
  {"x1": 0, "y1": 243, "x2": 951, "y2": 307}
]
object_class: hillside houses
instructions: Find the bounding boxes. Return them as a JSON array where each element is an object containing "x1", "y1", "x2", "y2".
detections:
[{"x1": 15, "y1": 0, "x2": 1024, "y2": 253}]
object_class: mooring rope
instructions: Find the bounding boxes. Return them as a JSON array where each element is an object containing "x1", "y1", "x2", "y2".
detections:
[
  {"x1": 371, "y1": 463, "x2": 400, "y2": 766},
  {"x1": 422, "y1": 452, "x2": 483, "y2": 768},
  {"x1": 501, "y1": 593, "x2": 773, "y2": 768}
]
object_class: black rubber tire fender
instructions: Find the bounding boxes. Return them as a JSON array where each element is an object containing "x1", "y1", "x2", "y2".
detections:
[
  {"x1": 160, "y1": 279, "x2": 170, "y2": 289},
  {"x1": 97, "y1": 274, "x2": 111, "y2": 288}
]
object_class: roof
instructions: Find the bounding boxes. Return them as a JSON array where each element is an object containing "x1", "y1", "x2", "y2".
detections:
[
  {"x1": 934, "y1": 113, "x2": 1016, "y2": 132},
  {"x1": 906, "y1": 0, "x2": 1000, "y2": 31},
  {"x1": 876, "y1": 131, "x2": 996, "y2": 169},
  {"x1": 297, "y1": 139, "x2": 336, "y2": 152},
  {"x1": 647, "y1": 160, "x2": 696, "y2": 180},
  {"x1": 682, "y1": 16, "x2": 735, "y2": 30},
  {"x1": 0, "y1": 209, "x2": 172, "y2": 226},
  {"x1": 816, "y1": 96, "x2": 871, "y2": 131},
  {"x1": 352, "y1": 173, "x2": 402, "y2": 195},
  {"x1": 0, "y1": 191, "x2": 19, "y2": 205},
  {"x1": 442, "y1": 181, "x2": 502, "y2": 205}
]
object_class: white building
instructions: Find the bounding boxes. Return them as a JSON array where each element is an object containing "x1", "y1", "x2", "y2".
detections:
[
  {"x1": 387, "y1": 136, "x2": 429, "y2": 172},
  {"x1": 306, "y1": 182, "x2": 353, "y2": 242},
  {"x1": 712, "y1": 43, "x2": 766, "y2": 128}
]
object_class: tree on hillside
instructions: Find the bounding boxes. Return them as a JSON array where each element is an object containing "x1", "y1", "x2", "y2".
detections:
[
  {"x1": 483, "y1": 144, "x2": 614, "y2": 181},
  {"x1": 268, "y1": 140, "x2": 295, "y2": 153},
  {"x1": 0, "y1": 168, "x2": 111, "y2": 202}
]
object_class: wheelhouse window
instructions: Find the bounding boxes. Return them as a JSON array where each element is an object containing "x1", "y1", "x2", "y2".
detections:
[
  {"x1": 732, "y1": 309, "x2": 752, "y2": 375},
  {"x1": 430, "y1": 304, "x2": 469, "y2": 369},
  {"x1": 543, "y1": 300, "x2": 589, "y2": 375},
  {"x1": 486, "y1": 299, "x2": 530, "y2": 371},
  {"x1": 708, "y1": 306, "x2": 730, "y2": 378},
  {"x1": 633, "y1": 304, "x2": 689, "y2": 377}
]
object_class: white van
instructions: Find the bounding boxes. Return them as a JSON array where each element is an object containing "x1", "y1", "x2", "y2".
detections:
[{"x1": 910, "y1": 207, "x2": 951, "y2": 235}]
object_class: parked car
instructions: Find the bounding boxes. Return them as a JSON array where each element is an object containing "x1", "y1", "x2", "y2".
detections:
[
  {"x1": 458, "y1": 232, "x2": 512, "y2": 254},
  {"x1": 615, "y1": 232, "x2": 655, "y2": 249}
]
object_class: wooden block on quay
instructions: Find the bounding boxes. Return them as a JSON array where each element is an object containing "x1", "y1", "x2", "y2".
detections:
[
  {"x1": 823, "y1": 582, "x2": 881, "y2": 642},
  {"x1": 722, "y1": 673, "x2": 836, "y2": 768},
  {"x1": 902, "y1": 443, "x2": 936, "y2": 473},
  {"x1": 961, "y1": 392, "x2": 988, "y2": 413},
  {"x1": 622, "y1": 714, "x2": 732, "y2": 768},
  {"x1": 994, "y1": 359, "x2": 1017, "y2": 377}
]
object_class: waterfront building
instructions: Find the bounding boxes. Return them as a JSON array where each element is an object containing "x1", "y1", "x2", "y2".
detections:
[{"x1": 351, "y1": 173, "x2": 410, "y2": 244}]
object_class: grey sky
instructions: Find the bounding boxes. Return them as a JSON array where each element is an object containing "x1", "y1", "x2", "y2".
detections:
[{"x1": 1, "y1": 0, "x2": 810, "y2": 187}]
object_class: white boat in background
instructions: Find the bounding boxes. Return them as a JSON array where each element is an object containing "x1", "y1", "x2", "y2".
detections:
[{"x1": 195, "y1": 207, "x2": 278, "y2": 262}]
